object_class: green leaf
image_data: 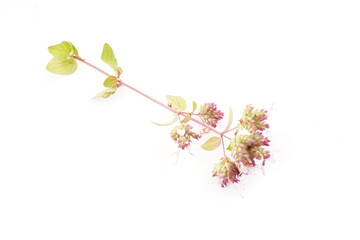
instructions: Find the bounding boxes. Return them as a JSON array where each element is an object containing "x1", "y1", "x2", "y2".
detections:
[
  {"x1": 166, "y1": 95, "x2": 187, "y2": 111},
  {"x1": 68, "y1": 42, "x2": 78, "y2": 55},
  {"x1": 192, "y1": 101, "x2": 197, "y2": 112},
  {"x1": 151, "y1": 116, "x2": 178, "y2": 126},
  {"x1": 201, "y1": 136, "x2": 221, "y2": 151},
  {"x1": 224, "y1": 107, "x2": 233, "y2": 132},
  {"x1": 103, "y1": 76, "x2": 118, "y2": 88},
  {"x1": 46, "y1": 58, "x2": 77, "y2": 75},
  {"x1": 94, "y1": 87, "x2": 118, "y2": 98},
  {"x1": 48, "y1": 41, "x2": 78, "y2": 60},
  {"x1": 48, "y1": 41, "x2": 72, "y2": 60},
  {"x1": 101, "y1": 43, "x2": 118, "y2": 71},
  {"x1": 115, "y1": 67, "x2": 123, "y2": 77},
  {"x1": 181, "y1": 113, "x2": 191, "y2": 123}
]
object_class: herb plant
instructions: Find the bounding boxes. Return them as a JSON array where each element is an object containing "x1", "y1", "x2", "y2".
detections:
[{"x1": 46, "y1": 41, "x2": 271, "y2": 187}]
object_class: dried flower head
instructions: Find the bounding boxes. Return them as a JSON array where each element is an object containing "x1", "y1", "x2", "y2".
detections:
[
  {"x1": 213, "y1": 156, "x2": 241, "y2": 187},
  {"x1": 239, "y1": 105, "x2": 269, "y2": 133},
  {"x1": 170, "y1": 123, "x2": 201, "y2": 149},
  {"x1": 199, "y1": 103, "x2": 224, "y2": 128},
  {"x1": 229, "y1": 132, "x2": 270, "y2": 166}
]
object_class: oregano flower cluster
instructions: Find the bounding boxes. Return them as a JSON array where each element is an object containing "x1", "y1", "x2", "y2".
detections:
[
  {"x1": 213, "y1": 156, "x2": 241, "y2": 187},
  {"x1": 220, "y1": 106, "x2": 270, "y2": 187},
  {"x1": 199, "y1": 103, "x2": 224, "y2": 128},
  {"x1": 46, "y1": 41, "x2": 271, "y2": 188},
  {"x1": 170, "y1": 123, "x2": 201, "y2": 150}
]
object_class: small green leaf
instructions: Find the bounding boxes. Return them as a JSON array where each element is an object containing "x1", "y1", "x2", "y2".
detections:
[
  {"x1": 166, "y1": 95, "x2": 187, "y2": 111},
  {"x1": 94, "y1": 87, "x2": 118, "y2": 98},
  {"x1": 48, "y1": 41, "x2": 72, "y2": 60},
  {"x1": 201, "y1": 136, "x2": 221, "y2": 151},
  {"x1": 115, "y1": 67, "x2": 123, "y2": 77},
  {"x1": 192, "y1": 101, "x2": 197, "y2": 112},
  {"x1": 181, "y1": 113, "x2": 191, "y2": 123},
  {"x1": 151, "y1": 116, "x2": 178, "y2": 126},
  {"x1": 46, "y1": 58, "x2": 77, "y2": 75},
  {"x1": 101, "y1": 43, "x2": 118, "y2": 71},
  {"x1": 224, "y1": 107, "x2": 233, "y2": 132},
  {"x1": 68, "y1": 42, "x2": 78, "y2": 55},
  {"x1": 103, "y1": 76, "x2": 118, "y2": 88}
]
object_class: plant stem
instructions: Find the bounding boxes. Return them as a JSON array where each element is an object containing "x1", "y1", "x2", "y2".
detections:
[
  {"x1": 74, "y1": 56, "x2": 231, "y2": 140},
  {"x1": 179, "y1": 111, "x2": 201, "y2": 116},
  {"x1": 223, "y1": 126, "x2": 238, "y2": 134},
  {"x1": 221, "y1": 136, "x2": 227, "y2": 156},
  {"x1": 74, "y1": 56, "x2": 111, "y2": 77}
]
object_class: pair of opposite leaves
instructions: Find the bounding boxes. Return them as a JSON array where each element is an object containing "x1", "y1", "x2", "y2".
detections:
[{"x1": 46, "y1": 41, "x2": 122, "y2": 98}]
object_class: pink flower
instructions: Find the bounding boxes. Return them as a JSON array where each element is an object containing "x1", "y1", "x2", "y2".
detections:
[
  {"x1": 239, "y1": 105, "x2": 269, "y2": 133},
  {"x1": 199, "y1": 103, "x2": 224, "y2": 128},
  {"x1": 171, "y1": 123, "x2": 201, "y2": 149},
  {"x1": 229, "y1": 132, "x2": 270, "y2": 167},
  {"x1": 213, "y1": 156, "x2": 242, "y2": 187}
]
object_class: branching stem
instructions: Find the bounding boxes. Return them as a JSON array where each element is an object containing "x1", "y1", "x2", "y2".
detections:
[
  {"x1": 74, "y1": 56, "x2": 231, "y2": 140},
  {"x1": 223, "y1": 126, "x2": 238, "y2": 134}
]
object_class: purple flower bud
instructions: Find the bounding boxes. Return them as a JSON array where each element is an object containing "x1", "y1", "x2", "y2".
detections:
[
  {"x1": 212, "y1": 156, "x2": 242, "y2": 187},
  {"x1": 229, "y1": 132, "x2": 270, "y2": 167},
  {"x1": 199, "y1": 103, "x2": 224, "y2": 128},
  {"x1": 171, "y1": 123, "x2": 202, "y2": 149},
  {"x1": 239, "y1": 105, "x2": 269, "y2": 133}
]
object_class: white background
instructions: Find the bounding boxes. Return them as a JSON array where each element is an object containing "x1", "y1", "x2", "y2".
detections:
[{"x1": 1, "y1": 0, "x2": 359, "y2": 239}]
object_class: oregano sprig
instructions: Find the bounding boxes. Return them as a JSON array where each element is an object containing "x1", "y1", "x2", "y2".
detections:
[{"x1": 46, "y1": 41, "x2": 271, "y2": 187}]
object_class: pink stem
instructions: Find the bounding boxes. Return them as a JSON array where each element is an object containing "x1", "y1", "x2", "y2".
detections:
[
  {"x1": 221, "y1": 136, "x2": 227, "y2": 156},
  {"x1": 74, "y1": 56, "x2": 231, "y2": 140},
  {"x1": 223, "y1": 126, "x2": 238, "y2": 134}
]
